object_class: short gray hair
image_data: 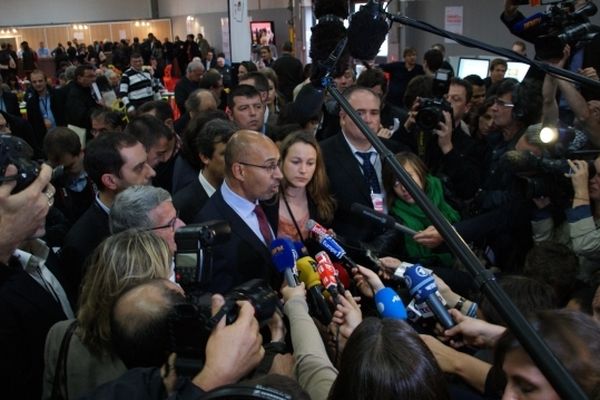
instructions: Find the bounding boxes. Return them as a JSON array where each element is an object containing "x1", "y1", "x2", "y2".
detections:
[
  {"x1": 187, "y1": 60, "x2": 205, "y2": 74},
  {"x1": 110, "y1": 186, "x2": 172, "y2": 233}
]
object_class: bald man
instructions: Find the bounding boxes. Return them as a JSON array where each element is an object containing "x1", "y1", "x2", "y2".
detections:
[{"x1": 193, "y1": 130, "x2": 283, "y2": 293}]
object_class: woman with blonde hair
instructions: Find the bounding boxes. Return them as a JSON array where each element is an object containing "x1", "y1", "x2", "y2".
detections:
[{"x1": 42, "y1": 229, "x2": 172, "y2": 400}]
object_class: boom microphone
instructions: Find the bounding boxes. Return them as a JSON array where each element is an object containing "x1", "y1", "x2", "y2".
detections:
[
  {"x1": 351, "y1": 203, "x2": 418, "y2": 236},
  {"x1": 347, "y1": 0, "x2": 390, "y2": 61},
  {"x1": 270, "y1": 238, "x2": 299, "y2": 287},
  {"x1": 403, "y1": 264, "x2": 455, "y2": 329}
]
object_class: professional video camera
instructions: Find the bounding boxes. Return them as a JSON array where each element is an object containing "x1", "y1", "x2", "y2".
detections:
[
  {"x1": 168, "y1": 278, "x2": 280, "y2": 376},
  {"x1": 514, "y1": 0, "x2": 600, "y2": 59},
  {"x1": 174, "y1": 221, "x2": 231, "y2": 290},
  {"x1": 415, "y1": 69, "x2": 453, "y2": 132}
]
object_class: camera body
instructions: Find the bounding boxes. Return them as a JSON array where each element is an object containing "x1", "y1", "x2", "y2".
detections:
[
  {"x1": 0, "y1": 134, "x2": 40, "y2": 193},
  {"x1": 169, "y1": 278, "x2": 280, "y2": 375},
  {"x1": 415, "y1": 69, "x2": 453, "y2": 132},
  {"x1": 174, "y1": 221, "x2": 231, "y2": 290}
]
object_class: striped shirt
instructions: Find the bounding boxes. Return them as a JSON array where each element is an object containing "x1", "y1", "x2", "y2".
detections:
[{"x1": 118, "y1": 67, "x2": 160, "y2": 110}]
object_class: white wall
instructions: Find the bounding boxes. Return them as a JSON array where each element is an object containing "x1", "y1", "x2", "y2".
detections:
[{"x1": 0, "y1": 0, "x2": 152, "y2": 26}]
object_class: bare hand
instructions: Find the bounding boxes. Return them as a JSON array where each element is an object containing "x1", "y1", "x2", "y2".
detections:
[
  {"x1": 330, "y1": 291, "x2": 362, "y2": 352},
  {"x1": 377, "y1": 127, "x2": 393, "y2": 139},
  {"x1": 579, "y1": 67, "x2": 599, "y2": 81},
  {"x1": 566, "y1": 159, "x2": 590, "y2": 199},
  {"x1": 413, "y1": 225, "x2": 444, "y2": 248},
  {"x1": 435, "y1": 111, "x2": 453, "y2": 154},
  {"x1": 443, "y1": 309, "x2": 506, "y2": 349},
  {"x1": 193, "y1": 297, "x2": 265, "y2": 391},
  {"x1": 352, "y1": 264, "x2": 385, "y2": 298}
]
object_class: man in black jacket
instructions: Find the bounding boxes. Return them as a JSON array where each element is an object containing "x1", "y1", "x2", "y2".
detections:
[
  {"x1": 0, "y1": 75, "x2": 19, "y2": 116},
  {"x1": 65, "y1": 64, "x2": 102, "y2": 132},
  {"x1": 26, "y1": 70, "x2": 66, "y2": 149}
]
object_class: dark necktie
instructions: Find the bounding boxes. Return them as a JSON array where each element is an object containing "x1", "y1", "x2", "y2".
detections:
[
  {"x1": 254, "y1": 204, "x2": 273, "y2": 245},
  {"x1": 356, "y1": 152, "x2": 381, "y2": 193}
]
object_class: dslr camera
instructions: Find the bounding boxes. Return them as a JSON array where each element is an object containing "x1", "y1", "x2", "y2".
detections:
[
  {"x1": 415, "y1": 69, "x2": 453, "y2": 132},
  {"x1": 0, "y1": 134, "x2": 42, "y2": 193}
]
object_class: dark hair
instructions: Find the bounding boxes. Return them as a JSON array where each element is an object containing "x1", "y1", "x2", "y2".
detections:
[
  {"x1": 43, "y1": 127, "x2": 82, "y2": 161},
  {"x1": 227, "y1": 84, "x2": 262, "y2": 109},
  {"x1": 342, "y1": 85, "x2": 381, "y2": 108},
  {"x1": 130, "y1": 52, "x2": 142, "y2": 60},
  {"x1": 356, "y1": 68, "x2": 388, "y2": 98},
  {"x1": 84, "y1": 132, "x2": 140, "y2": 190},
  {"x1": 450, "y1": 77, "x2": 473, "y2": 103},
  {"x1": 463, "y1": 74, "x2": 485, "y2": 87},
  {"x1": 74, "y1": 64, "x2": 95, "y2": 79},
  {"x1": 185, "y1": 88, "x2": 214, "y2": 114},
  {"x1": 423, "y1": 49, "x2": 443, "y2": 72},
  {"x1": 279, "y1": 131, "x2": 336, "y2": 223},
  {"x1": 403, "y1": 75, "x2": 433, "y2": 109},
  {"x1": 479, "y1": 275, "x2": 558, "y2": 326},
  {"x1": 495, "y1": 309, "x2": 600, "y2": 398},
  {"x1": 240, "y1": 71, "x2": 270, "y2": 93},
  {"x1": 125, "y1": 114, "x2": 174, "y2": 151},
  {"x1": 90, "y1": 108, "x2": 126, "y2": 131},
  {"x1": 382, "y1": 152, "x2": 428, "y2": 209},
  {"x1": 195, "y1": 119, "x2": 237, "y2": 164},
  {"x1": 199, "y1": 69, "x2": 223, "y2": 90},
  {"x1": 490, "y1": 58, "x2": 508, "y2": 71},
  {"x1": 181, "y1": 110, "x2": 229, "y2": 169},
  {"x1": 110, "y1": 279, "x2": 185, "y2": 368},
  {"x1": 137, "y1": 100, "x2": 174, "y2": 122},
  {"x1": 329, "y1": 318, "x2": 449, "y2": 400},
  {"x1": 524, "y1": 241, "x2": 579, "y2": 306}
]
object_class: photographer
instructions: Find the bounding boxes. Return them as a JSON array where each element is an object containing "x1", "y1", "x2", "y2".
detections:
[
  {"x1": 80, "y1": 279, "x2": 266, "y2": 399},
  {"x1": 501, "y1": 0, "x2": 600, "y2": 105}
]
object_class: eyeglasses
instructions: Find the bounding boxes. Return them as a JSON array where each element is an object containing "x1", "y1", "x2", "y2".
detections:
[
  {"x1": 494, "y1": 98, "x2": 515, "y2": 108},
  {"x1": 149, "y1": 210, "x2": 179, "y2": 231},
  {"x1": 238, "y1": 160, "x2": 281, "y2": 174}
]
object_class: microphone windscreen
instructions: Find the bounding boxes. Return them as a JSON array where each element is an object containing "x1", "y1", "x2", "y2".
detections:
[
  {"x1": 270, "y1": 238, "x2": 297, "y2": 274},
  {"x1": 374, "y1": 287, "x2": 407, "y2": 320},
  {"x1": 347, "y1": 4, "x2": 389, "y2": 60},
  {"x1": 297, "y1": 256, "x2": 323, "y2": 289},
  {"x1": 403, "y1": 265, "x2": 437, "y2": 303}
]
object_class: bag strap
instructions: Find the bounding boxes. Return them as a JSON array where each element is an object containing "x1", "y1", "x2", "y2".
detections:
[{"x1": 51, "y1": 320, "x2": 78, "y2": 400}]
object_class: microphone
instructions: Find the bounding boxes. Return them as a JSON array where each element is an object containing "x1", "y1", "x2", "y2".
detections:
[
  {"x1": 315, "y1": 251, "x2": 343, "y2": 298},
  {"x1": 374, "y1": 287, "x2": 407, "y2": 320},
  {"x1": 403, "y1": 264, "x2": 455, "y2": 329},
  {"x1": 297, "y1": 255, "x2": 333, "y2": 324},
  {"x1": 351, "y1": 203, "x2": 418, "y2": 236},
  {"x1": 332, "y1": 261, "x2": 351, "y2": 289},
  {"x1": 347, "y1": 0, "x2": 390, "y2": 61},
  {"x1": 270, "y1": 238, "x2": 299, "y2": 287},
  {"x1": 305, "y1": 219, "x2": 362, "y2": 272}
]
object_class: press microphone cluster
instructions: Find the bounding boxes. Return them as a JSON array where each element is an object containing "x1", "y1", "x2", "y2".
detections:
[
  {"x1": 270, "y1": 238, "x2": 300, "y2": 287},
  {"x1": 306, "y1": 219, "x2": 365, "y2": 272}
]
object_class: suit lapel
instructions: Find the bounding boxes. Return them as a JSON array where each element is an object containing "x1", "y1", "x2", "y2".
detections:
[
  {"x1": 213, "y1": 191, "x2": 271, "y2": 262},
  {"x1": 333, "y1": 134, "x2": 372, "y2": 203}
]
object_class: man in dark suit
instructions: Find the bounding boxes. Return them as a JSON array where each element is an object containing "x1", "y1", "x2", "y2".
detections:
[
  {"x1": 174, "y1": 60, "x2": 204, "y2": 115},
  {"x1": 193, "y1": 130, "x2": 283, "y2": 294},
  {"x1": 26, "y1": 70, "x2": 66, "y2": 151},
  {"x1": 271, "y1": 41, "x2": 304, "y2": 103},
  {"x1": 0, "y1": 164, "x2": 74, "y2": 400},
  {"x1": 0, "y1": 76, "x2": 19, "y2": 116},
  {"x1": 65, "y1": 64, "x2": 103, "y2": 132},
  {"x1": 173, "y1": 119, "x2": 237, "y2": 223},
  {"x1": 321, "y1": 86, "x2": 403, "y2": 245},
  {"x1": 59, "y1": 133, "x2": 156, "y2": 299}
]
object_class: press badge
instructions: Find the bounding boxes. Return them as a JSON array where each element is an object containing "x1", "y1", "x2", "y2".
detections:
[{"x1": 371, "y1": 192, "x2": 384, "y2": 213}]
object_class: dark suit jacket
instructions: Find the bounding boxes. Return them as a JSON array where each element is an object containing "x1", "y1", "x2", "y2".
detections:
[
  {"x1": 173, "y1": 177, "x2": 210, "y2": 224},
  {"x1": 192, "y1": 188, "x2": 281, "y2": 294},
  {"x1": 320, "y1": 133, "x2": 403, "y2": 244},
  {"x1": 25, "y1": 87, "x2": 67, "y2": 149},
  {"x1": 59, "y1": 201, "x2": 110, "y2": 300},
  {"x1": 1, "y1": 90, "x2": 19, "y2": 117},
  {"x1": 0, "y1": 257, "x2": 68, "y2": 400},
  {"x1": 174, "y1": 76, "x2": 200, "y2": 115},
  {"x1": 65, "y1": 81, "x2": 102, "y2": 130}
]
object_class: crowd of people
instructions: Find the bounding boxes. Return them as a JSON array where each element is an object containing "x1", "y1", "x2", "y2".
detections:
[{"x1": 2, "y1": 0, "x2": 600, "y2": 399}]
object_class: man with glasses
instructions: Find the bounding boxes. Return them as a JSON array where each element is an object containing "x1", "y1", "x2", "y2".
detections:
[
  {"x1": 193, "y1": 129, "x2": 283, "y2": 293},
  {"x1": 110, "y1": 185, "x2": 185, "y2": 281}
]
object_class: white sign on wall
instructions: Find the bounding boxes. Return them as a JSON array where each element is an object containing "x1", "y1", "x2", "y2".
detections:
[
  {"x1": 228, "y1": 0, "x2": 251, "y2": 62},
  {"x1": 444, "y1": 6, "x2": 463, "y2": 44}
]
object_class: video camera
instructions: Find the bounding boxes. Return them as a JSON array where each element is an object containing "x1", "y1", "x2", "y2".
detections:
[
  {"x1": 415, "y1": 69, "x2": 453, "y2": 132},
  {"x1": 168, "y1": 278, "x2": 280, "y2": 376},
  {"x1": 174, "y1": 221, "x2": 231, "y2": 290},
  {"x1": 514, "y1": 1, "x2": 600, "y2": 59}
]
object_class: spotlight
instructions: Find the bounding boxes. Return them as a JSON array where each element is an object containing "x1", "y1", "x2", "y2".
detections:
[{"x1": 539, "y1": 126, "x2": 558, "y2": 144}]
